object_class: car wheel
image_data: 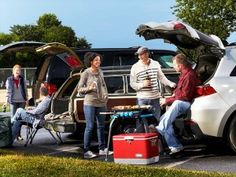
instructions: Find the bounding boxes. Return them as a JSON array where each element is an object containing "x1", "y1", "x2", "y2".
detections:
[{"x1": 227, "y1": 117, "x2": 236, "y2": 152}]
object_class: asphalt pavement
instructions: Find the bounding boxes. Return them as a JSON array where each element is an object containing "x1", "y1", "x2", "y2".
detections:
[{"x1": 1, "y1": 112, "x2": 236, "y2": 174}]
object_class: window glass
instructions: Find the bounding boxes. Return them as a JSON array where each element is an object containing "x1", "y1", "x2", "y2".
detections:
[
  {"x1": 230, "y1": 66, "x2": 236, "y2": 76},
  {"x1": 104, "y1": 76, "x2": 124, "y2": 94},
  {"x1": 48, "y1": 56, "x2": 71, "y2": 79},
  {"x1": 120, "y1": 53, "x2": 137, "y2": 66},
  {"x1": 126, "y1": 76, "x2": 136, "y2": 94},
  {"x1": 61, "y1": 78, "x2": 79, "y2": 97},
  {"x1": 47, "y1": 56, "x2": 71, "y2": 87},
  {"x1": 101, "y1": 52, "x2": 121, "y2": 68},
  {"x1": 152, "y1": 53, "x2": 175, "y2": 68}
]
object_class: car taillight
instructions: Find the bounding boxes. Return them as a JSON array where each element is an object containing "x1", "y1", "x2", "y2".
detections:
[
  {"x1": 173, "y1": 22, "x2": 186, "y2": 30},
  {"x1": 194, "y1": 85, "x2": 216, "y2": 98},
  {"x1": 184, "y1": 120, "x2": 197, "y2": 126},
  {"x1": 65, "y1": 55, "x2": 81, "y2": 68},
  {"x1": 44, "y1": 83, "x2": 57, "y2": 95}
]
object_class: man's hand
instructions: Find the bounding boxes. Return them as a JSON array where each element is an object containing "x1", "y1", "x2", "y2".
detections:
[
  {"x1": 143, "y1": 79, "x2": 151, "y2": 87},
  {"x1": 160, "y1": 98, "x2": 166, "y2": 107},
  {"x1": 170, "y1": 82, "x2": 176, "y2": 88}
]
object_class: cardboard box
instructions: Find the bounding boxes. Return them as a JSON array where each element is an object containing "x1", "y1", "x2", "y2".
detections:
[{"x1": 113, "y1": 133, "x2": 159, "y2": 164}]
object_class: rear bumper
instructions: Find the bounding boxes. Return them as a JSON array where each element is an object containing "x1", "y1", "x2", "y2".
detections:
[{"x1": 190, "y1": 94, "x2": 229, "y2": 137}]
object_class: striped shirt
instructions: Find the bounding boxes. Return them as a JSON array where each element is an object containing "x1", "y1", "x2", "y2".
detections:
[{"x1": 130, "y1": 59, "x2": 175, "y2": 99}]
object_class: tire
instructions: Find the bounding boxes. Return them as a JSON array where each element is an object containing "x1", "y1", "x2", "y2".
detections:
[{"x1": 227, "y1": 117, "x2": 236, "y2": 152}]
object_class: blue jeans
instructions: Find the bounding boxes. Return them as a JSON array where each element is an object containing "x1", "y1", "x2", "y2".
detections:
[
  {"x1": 157, "y1": 100, "x2": 191, "y2": 149},
  {"x1": 11, "y1": 108, "x2": 35, "y2": 141},
  {"x1": 10, "y1": 102, "x2": 26, "y2": 120},
  {"x1": 136, "y1": 98, "x2": 160, "y2": 132},
  {"x1": 137, "y1": 98, "x2": 160, "y2": 119},
  {"x1": 83, "y1": 105, "x2": 106, "y2": 152}
]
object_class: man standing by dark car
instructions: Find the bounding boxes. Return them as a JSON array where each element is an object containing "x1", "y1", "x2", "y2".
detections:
[{"x1": 130, "y1": 46, "x2": 176, "y2": 132}]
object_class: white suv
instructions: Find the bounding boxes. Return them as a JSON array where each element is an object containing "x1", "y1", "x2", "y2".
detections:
[{"x1": 136, "y1": 20, "x2": 236, "y2": 152}]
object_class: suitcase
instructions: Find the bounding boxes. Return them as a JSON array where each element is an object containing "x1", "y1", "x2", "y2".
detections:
[
  {"x1": 0, "y1": 114, "x2": 12, "y2": 147},
  {"x1": 113, "y1": 133, "x2": 159, "y2": 164}
]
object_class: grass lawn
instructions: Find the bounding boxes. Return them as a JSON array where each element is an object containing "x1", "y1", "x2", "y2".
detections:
[
  {"x1": 0, "y1": 149, "x2": 234, "y2": 177},
  {"x1": 0, "y1": 103, "x2": 10, "y2": 112}
]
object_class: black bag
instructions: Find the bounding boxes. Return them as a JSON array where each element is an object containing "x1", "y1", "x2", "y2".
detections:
[{"x1": 0, "y1": 114, "x2": 12, "y2": 147}]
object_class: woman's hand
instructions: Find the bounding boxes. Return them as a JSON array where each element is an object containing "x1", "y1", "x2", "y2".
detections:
[{"x1": 89, "y1": 82, "x2": 97, "y2": 90}]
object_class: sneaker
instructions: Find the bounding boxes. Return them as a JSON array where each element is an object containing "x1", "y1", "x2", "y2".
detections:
[
  {"x1": 17, "y1": 135, "x2": 24, "y2": 141},
  {"x1": 84, "y1": 151, "x2": 97, "y2": 159},
  {"x1": 99, "y1": 148, "x2": 113, "y2": 156},
  {"x1": 148, "y1": 124, "x2": 158, "y2": 133},
  {"x1": 169, "y1": 146, "x2": 184, "y2": 155}
]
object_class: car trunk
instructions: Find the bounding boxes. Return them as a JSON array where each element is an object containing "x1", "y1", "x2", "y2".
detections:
[
  {"x1": 194, "y1": 54, "x2": 220, "y2": 83},
  {"x1": 50, "y1": 73, "x2": 81, "y2": 121},
  {"x1": 136, "y1": 20, "x2": 225, "y2": 83},
  {"x1": 33, "y1": 42, "x2": 83, "y2": 99}
]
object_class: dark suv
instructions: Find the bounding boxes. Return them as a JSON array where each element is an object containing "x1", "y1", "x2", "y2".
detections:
[
  {"x1": 0, "y1": 41, "x2": 178, "y2": 134},
  {"x1": 0, "y1": 42, "x2": 177, "y2": 102},
  {"x1": 46, "y1": 47, "x2": 178, "y2": 135}
]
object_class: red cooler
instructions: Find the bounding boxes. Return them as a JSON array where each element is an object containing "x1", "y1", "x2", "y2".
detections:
[{"x1": 113, "y1": 133, "x2": 159, "y2": 164}]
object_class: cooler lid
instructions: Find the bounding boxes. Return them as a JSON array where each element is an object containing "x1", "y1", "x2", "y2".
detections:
[{"x1": 113, "y1": 133, "x2": 158, "y2": 140}]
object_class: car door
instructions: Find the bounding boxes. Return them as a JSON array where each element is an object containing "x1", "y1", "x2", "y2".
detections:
[
  {"x1": 36, "y1": 43, "x2": 85, "y2": 124},
  {"x1": 35, "y1": 42, "x2": 83, "y2": 69},
  {"x1": 136, "y1": 20, "x2": 225, "y2": 57},
  {"x1": 33, "y1": 42, "x2": 84, "y2": 99},
  {"x1": 0, "y1": 41, "x2": 84, "y2": 102}
]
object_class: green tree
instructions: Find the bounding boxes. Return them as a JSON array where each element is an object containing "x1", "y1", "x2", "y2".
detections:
[
  {"x1": 0, "y1": 33, "x2": 18, "y2": 45},
  {"x1": 37, "y1": 13, "x2": 92, "y2": 47},
  {"x1": 10, "y1": 25, "x2": 43, "y2": 41},
  {"x1": 37, "y1": 13, "x2": 61, "y2": 28},
  {"x1": 75, "y1": 37, "x2": 92, "y2": 48},
  {"x1": 42, "y1": 26, "x2": 77, "y2": 46},
  {"x1": 8, "y1": 13, "x2": 91, "y2": 48},
  {"x1": 0, "y1": 13, "x2": 91, "y2": 67},
  {"x1": 172, "y1": 0, "x2": 236, "y2": 43}
]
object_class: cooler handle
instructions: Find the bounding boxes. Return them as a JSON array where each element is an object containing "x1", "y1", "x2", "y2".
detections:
[{"x1": 124, "y1": 136, "x2": 134, "y2": 141}]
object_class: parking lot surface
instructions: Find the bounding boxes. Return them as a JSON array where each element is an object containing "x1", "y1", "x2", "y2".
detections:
[{"x1": 2, "y1": 112, "x2": 236, "y2": 174}]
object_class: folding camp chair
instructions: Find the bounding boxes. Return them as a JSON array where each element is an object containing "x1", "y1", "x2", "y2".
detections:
[
  {"x1": 24, "y1": 119, "x2": 62, "y2": 147},
  {"x1": 24, "y1": 111, "x2": 77, "y2": 146},
  {"x1": 24, "y1": 118, "x2": 77, "y2": 146},
  {"x1": 23, "y1": 97, "x2": 55, "y2": 146}
]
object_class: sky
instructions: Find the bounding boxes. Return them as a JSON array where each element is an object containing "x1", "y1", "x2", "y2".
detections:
[{"x1": 0, "y1": 0, "x2": 235, "y2": 50}]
